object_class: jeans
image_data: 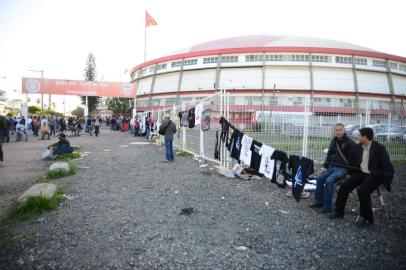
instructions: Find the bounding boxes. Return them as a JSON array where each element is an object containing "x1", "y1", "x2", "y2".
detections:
[
  {"x1": 145, "y1": 128, "x2": 150, "y2": 140},
  {"x1": 164, "y1": 138, "x2": 174, "y2": 161},
  {"x1": 315, "y1": 166, "x2": 348, "y2": 209}
]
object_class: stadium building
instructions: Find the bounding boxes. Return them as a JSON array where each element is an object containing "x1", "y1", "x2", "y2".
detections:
[{"x1": 130, "y1": 35, "x2": 406, "y2": 111}]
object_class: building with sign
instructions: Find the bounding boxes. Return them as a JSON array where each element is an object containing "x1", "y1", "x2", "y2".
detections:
[{"x1": 130, "y1": 35, "x2": 406, "y2": 111}]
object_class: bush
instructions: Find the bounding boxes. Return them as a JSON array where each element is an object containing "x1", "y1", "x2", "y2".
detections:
[
  {"x1": 55, "y1": 151, "x2": 81, "y2": 161},
  {"x1": 5, "y1": 185, "x2": 65, "y2": 221}
]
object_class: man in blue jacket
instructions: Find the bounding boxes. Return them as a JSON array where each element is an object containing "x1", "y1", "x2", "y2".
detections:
[{"x1": 310, "y1": 123, "x2": 355, "y2": 213}]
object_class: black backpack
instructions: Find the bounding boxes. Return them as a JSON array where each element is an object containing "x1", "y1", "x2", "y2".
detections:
[{"x1": 158, "y1": 121, "x2": 171, "y2": 135}]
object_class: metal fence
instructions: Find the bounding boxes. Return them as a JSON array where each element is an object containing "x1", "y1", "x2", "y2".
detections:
[{"x1": 148, "y1": 92, "x2": 406, "y2": 171}]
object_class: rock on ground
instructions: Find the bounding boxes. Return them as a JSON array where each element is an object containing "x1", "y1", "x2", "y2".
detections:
[{"x1": 19, "y1": 183, "x2": 57, "y2": 201}]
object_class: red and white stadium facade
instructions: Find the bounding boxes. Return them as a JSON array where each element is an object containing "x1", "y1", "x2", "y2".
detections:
[{"x1": 130, "y1": 35, "x2": 406, "y2": 112}]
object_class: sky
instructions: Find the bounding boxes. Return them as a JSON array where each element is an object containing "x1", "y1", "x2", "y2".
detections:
[{"x1": 0, "y1": 0, "x2": 405, "y2": 113}]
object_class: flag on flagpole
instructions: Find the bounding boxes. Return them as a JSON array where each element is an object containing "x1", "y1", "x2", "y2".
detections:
[{"x1": 145, "y1": 11, "x2": 158, "y2": 27}]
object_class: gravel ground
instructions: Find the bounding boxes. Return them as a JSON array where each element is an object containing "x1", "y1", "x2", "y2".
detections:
[{"x1": 1, "y1": 129, "x2": 405, "y2": 270}]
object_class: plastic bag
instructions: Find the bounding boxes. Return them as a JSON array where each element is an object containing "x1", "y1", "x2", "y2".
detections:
[{"x1": 42, "y1": 149, "x2": 52, "y2": 160}]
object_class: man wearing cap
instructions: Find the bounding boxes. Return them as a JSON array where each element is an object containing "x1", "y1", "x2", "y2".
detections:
[
  {"x1": 159, "y1": 114, "x2": 177, "y2": 162},
  {"x1": 48, "y1": 133, "x2": 73, "y2": 157}
]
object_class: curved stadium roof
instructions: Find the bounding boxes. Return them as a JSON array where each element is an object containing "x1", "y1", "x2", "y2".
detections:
[{"x1": 131, "y1": 35, "x2": 406, "y2": 73}]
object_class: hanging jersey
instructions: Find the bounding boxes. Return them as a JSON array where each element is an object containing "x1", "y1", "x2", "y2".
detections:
[
  {"x1": 230, "y1": 129, "x2": 244, "y2": 161},
  {"x1": 239, "y1": 134, "x2": 253, "y2": 166},
  {"x1": 180, "y1": 111, "x2": 189, "y2": 127},
  {"x1": 289, "y1": 155, "x2": 315, "y2": 202},
  {"x1": 188, "y1": 107, "x2": 195, "y2": 128},
  {"x1": 219, "y1": 117, "x2": 230, "y2": 143},
  {"x1": 259, "y1": 144, "x2": 276, "y2": 179},
  {"x1": 201, "y1": 109, "x2": 212, "y2": 131},
  {"x1": 249, "y1": 140, "x2": 263, "y2": 175},
  {"x1": 195, "y1": 103, "x2": 202, "y2": 126},
  {"x1": 271, "y1": 150, "x2": 289, "y2": 187}
]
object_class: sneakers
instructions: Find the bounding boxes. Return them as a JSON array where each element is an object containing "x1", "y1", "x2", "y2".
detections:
[
  {"x1": 309, "y1": 202, "x2": 323, "y2": 209},
  {"x1": 355, "y1": 218, "x2": 374, "y2": 228},
  {"x1": 319, "y1": 207, "x2": 332, "y2": 214},
  {"x1": 328, "y1": 211, "x2": 344, "y2": 219},
  {"x1": 0, "y1": 161, "x2": 5, "y2": 167}
]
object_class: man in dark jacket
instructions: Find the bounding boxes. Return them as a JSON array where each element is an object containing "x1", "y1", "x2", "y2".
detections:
[
  {"x1": 160, "y1": 114, "x2": 177, "y2": 162},
  {"x1": 0, "y1": 115, "x2": 7, "y2": 166},
  {"x1": 329, "y1": 127, "x2": 394, "y2": 227},
  {"x1": 48, "y1": 133, "x2": 72, "y2": 157},
  {"x1": 310, "y1": 123, "x2": 355, "y2": 213}
]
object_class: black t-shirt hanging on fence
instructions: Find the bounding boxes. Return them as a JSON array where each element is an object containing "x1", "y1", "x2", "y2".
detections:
[
  {"x1": 230, "y1": 129, "x2": 244, "y2": 161},
  {"x1": 188, "y1": 108, "x2": 195, "y2": 128},
  {"x1": 289, "y1": 155, "x2": 315, "y2": 202},
  {"x1": 219, "y1": 116, "x2": 230, "y2": 143},
  {"x1": 271, "y1": 150, "x2": 289, "y2": 188},
  {"x1": 201, "y1": 109, "x2": 212, "y2": 131},
  {"x1": 249, "y1": 140, "x2": 264, "y2": 176}
]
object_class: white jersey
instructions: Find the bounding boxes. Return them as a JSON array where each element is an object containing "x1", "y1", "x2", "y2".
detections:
[
  {"x1": 259, "y1": 144, "x2": 275, "y2": 179},
  {"x1": 239, "y1": 134, "x2": 253, "y2": 166}
]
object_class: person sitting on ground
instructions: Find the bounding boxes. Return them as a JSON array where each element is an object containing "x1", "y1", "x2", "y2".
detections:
[
  {"x1": 310, "y1": 123, "x2": 355, "y2": 214},
  {"x1": 41, "y1": 123, "x2": 50, "y2": 140},
  {"x1": 329, "y1": 127, "x2": 395, "y2": 228},
  {"x1": 16, "y1": 120, "x2": 29, "y2": 141},
  {"x1": 47, "y1": 133, "x2": 72, "y2": 157}
]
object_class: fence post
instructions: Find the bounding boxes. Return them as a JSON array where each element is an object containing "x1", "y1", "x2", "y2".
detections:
[
  {"x1": 302, "y1": 96, "x2": 310, "y2": 157},
  {"x1": 199, "y1": 102, "x2": 204, "y2": 157},
  {"x1": 181, "y1": 102, "x2": 186, "y2": 151},
  {"x1": 366, "y1": 100, "x2": 371, "y2": 126},
  {"x1": 387, "y1": 113, "x2": 392, "y2": 142}
]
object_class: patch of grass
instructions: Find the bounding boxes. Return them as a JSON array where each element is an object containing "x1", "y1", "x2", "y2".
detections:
[
  {"x1": 175, "y1": 150, "x2": 193, "y2": 157},
  {"x1": 4, "y1": 185, "x2": 65, "y2": 222},
  {"x1": 55, "y1": 151, "x2": 81, "y2": 161},
  {"x1": 39, "y1": 162, "x2": 76, "y2": 182}
]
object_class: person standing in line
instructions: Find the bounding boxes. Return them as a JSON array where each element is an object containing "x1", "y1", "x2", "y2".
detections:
[
  {"x1": 94, "y1": 117, "x2": 100, "y2": 137},
  {"x1": 49, "y1": 116, "x2": 56, "y2": 136},
  {"x1": 134, "y1": 118, "x2": 140, "y2": 137},
  {"x1": 160, "y1": 114, "x2": 177, "y2": 162},
  {"x1": 0, "y1": 115, "x2": 6, "y2": 166}
]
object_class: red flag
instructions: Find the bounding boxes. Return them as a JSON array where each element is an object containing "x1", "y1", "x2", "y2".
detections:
[{"x1": 145, "y1": 11, "x2": 158, "y2": 27}]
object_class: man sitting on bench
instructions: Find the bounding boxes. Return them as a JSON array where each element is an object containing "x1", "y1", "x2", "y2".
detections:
[
  {"x1": 329, "y1": 127, "x2": 394, "y2": 228},
  {"x1": 310, "y1": 123, "x2": 355, "y2": 214}
]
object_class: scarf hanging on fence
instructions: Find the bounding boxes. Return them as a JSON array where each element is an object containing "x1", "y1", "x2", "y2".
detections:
[
  {"x1": 214, "y1": 130, "x2": 220, "y2": 160},
  {"x1": 239, "y1": 134, "x2": 253, "y2": 166},
  {"x1": 289, "y1": 155, "x2": 315, "y2": 202},
  {"x1": 219, "y1": 117, "x2": 230, "y2": 143}
]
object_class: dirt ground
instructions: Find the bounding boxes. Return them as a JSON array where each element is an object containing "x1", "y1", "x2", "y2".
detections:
[{"x1": 0, "y1": 131, "x2": 92, "y2": 219}]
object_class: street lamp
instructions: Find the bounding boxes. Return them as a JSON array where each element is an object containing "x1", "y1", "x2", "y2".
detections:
[{"x1": 27, "y1": 69, "x2": 45, "y2": 112}]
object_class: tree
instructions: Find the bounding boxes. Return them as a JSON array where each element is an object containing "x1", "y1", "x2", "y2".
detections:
[
  {"x1": 107, "y1": 97, "x2": 132, "y2": 114},
  {"x1": 80, "y1": 53, "x2": 101, "y2": 113},
  {"x1": 71, "y1": 107, "x2": 84, "y2": 118},
  {"x1": 28, "y1": 105, "x2": 41, "y2": 115}
]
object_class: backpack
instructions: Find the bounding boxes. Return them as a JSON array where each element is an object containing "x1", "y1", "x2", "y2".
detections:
[{"x1": 158, "y1": 121, "x2": 171, "y2": 135}]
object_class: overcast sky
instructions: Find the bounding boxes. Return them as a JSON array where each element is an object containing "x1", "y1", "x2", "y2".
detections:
[{"x1": 0, "y1": 0, "x2": 405, "y2": 112}]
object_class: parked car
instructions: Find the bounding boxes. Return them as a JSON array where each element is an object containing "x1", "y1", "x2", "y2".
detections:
[
  {"x1": 344, "y1": 124, "x2": 360, "y2": 135},
  {"x1": 375, "y1": 126, "x2": 406, "y2": 141},
  {"x1": 352, "y1": 124, "x2": 395, "y2": 138}
]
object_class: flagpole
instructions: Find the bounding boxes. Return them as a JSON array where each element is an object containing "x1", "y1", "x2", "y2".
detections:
[{"x1": 144, "y1": 14, "x2": 147, "y2": 62}]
